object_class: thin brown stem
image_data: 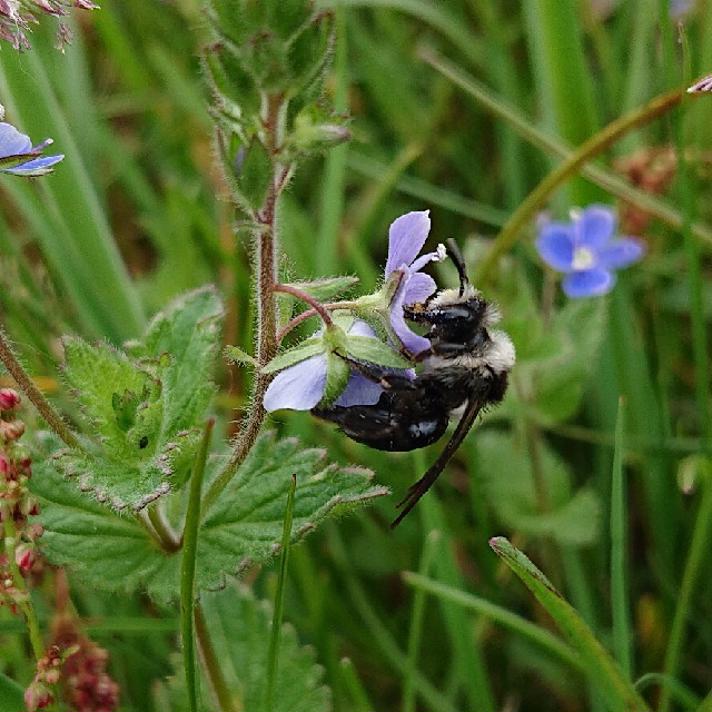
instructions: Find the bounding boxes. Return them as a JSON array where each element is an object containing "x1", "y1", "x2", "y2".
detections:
[
  {"x1": 276, "y1": 299, "x2": 364, "y2": 343},
  {"x1": 273, "y1": 283, "x2": 334, "y2": 327},
  {"x1": 195, "y1": 604, "x2": 239, "y2": 712},
  {"x1": 0, "y1": 329, "x2": 79, "y2": 449}
]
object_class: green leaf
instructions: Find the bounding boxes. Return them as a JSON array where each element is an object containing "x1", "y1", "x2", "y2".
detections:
[
  {"x1": 279, "y1": 275, "x2": 359, "y2": 302},
  {"x1": 490, "y1": 538, "x2": 651, "y2": 712},
  {"x1": 62, "y1": 336, "x2": 161, "y2": 453},
  {"x1": 476, "y1": 431, "x2": 600, "y2": 547},
  {"x1": 262, "y1": 338, "x2": 324, "y2": 374},
  {"x1": 33, "y1": 432, "x2": 387, "y2": 601},
  {"x1": 139, "y1": 286, "x2": 224, "y2": 436},
  {"x1": 158, "y1": 585, "x2": 332, "y2": 712},
  {"x1": 237, "y1": 137, "x2": 273, "y2": 211},
  {"x1": 344, "y1": 336, "x2": 412, "y2": 369},
  {"x1": 0, "y1": 672, "x2": 24, "y2": 710},
  {"x1": 224, "y1": 345, "x2": 259, "y2": 368}
]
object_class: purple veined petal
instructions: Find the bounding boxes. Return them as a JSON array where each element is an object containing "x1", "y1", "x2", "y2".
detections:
[
  {"x1": 263, "y1": 354, "x2": 327, "y2": 412},
  {"x1": 536, "y1": 223, "x2": 575, "y2": 272},
  {"x1": 409, "y1": 243, "x2": 446, "y2": 273},
  {"x1": 347, "y1": 319, "x2": 377, "y2": 338},
  {"x1": 2, "y1": 153, "x2": 64, "y2": 176},
  {"x1": 0, "y1": 123, "x2": 32, "y2": 158},
  {"x1": 390, "y1": 286, "x2": 431, "y2": 355},
  {"x1": 562, "y1": 268, "x2": 615, "y2": 298},
  {"x1": 575, "y1": 205, "x2": 616, "y2": 250},
  {"x1": 385, "y1": 210, "x2": 431, "y2": 276},
  {"x1": 597, "y1": 238, "x2": 645, "y2": 269},
  {"x1": 335, "y1": 372, "x2": 384, "y2": 407},
  {"x1": 402, "y1": 271, "x2": 437, "y2": 305}
]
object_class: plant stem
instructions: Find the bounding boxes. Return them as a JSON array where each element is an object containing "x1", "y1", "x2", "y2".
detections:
[
  {"x1": 195, "y1": 603, "x2": 238, "y2": 712},
  {"x1": 276, "y1": 299, "x2": 364, "y2": 343},
  {"x1": 473, "y1": 87, "x2": 683, "y2": 282},
  {"x1": 0, "y1": 329, "x2": 79, "y2": 449},
  {"x1": 202, "y1": 93, "x2": 286, "y2": 514},
  {"x1": 264, "y1": 474, "x2": 297, "y2": 712},
  {"x1": 273, "y1": 284, "x2": 334, "y2": 327},
  {"x1": 181, "y1": 420, "x2": 214, "y2": 712},
  {"x1": 146, "y1": 504, "x2": 181, "y2": 553},
  {"x1": 1, "y1": 504, "x2": 44, "y2": 661},
  {"x1": 660, "y1": 466, "x2": 712, "y2": 712}
]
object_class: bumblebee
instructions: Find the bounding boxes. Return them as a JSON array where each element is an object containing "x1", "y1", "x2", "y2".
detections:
[{"x1": 314, "y1": 241, "x2": 515, "y2": 527}]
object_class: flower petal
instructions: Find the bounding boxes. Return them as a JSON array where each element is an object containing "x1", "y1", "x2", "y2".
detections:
[
  {"x1": 597, "y1": 238, "x2": 645, "y2": 269},
  {"x1": 335, "y1": 373, "x2": 384, "y2": 407},
  {"x1": 347, "y1": 319, "x2": 377, "y2": 338},
  {"x1": 575, "y1": 205, "x2": 616, "y2": 250},
  {"x1": 403, "y1": 271, "x2": 437, "y2": 305},
  {"x1": 385, "y1": 210, "x2": 431, "y2": 276},
  {"x1": 536, "y1": 223, "x2": 575, "y2": 272},
  {"x1": 390, "y1": 286, "x2": 431, "y2": 355},
  {"x1": 263, "y1": 354, "x2": 327, "y2": 411},
  {"x1": 2, "y1": 153, "x2": 64, "y2": 177},
  {"x1": 0, "y1": 122, "x2": 32, "y2": 158},
  {"x1": 562, "y1": 268, "x2": 615, "y2": 298}
]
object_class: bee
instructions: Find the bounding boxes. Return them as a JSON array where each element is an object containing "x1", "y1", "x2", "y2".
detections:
[{"x1": 313, "y1": 240, "x2": 515, "y2": 527}]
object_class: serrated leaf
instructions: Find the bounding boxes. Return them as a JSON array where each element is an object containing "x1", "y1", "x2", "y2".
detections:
[
  {"x1": 262, "y1": 338, "x2": 324, "y2": 374},
  {"x1": 33, "y1": 432, "x2": 387, "y2": 601},
  {"x1": 490, "y1": 538, "x2": 650, "y2": 712},
  {"x1": 345, "y1": 335, "x2": 412, "y2": 369},
  {"x1": 158, "y1": 585, "x2": 331, "y2": 712},
  {"x1": 62, "y1": 336, "x2": 160, "y2": 452},
  {"x1": 279, "y1": 275, "x2": 359, "y2": 302},
  {"x1": 52, "y1": 429, "x2": 199, "y2": 511},
  {"x1": 476, "y1": 431, "x2": 600, "y2": 546},
  {"x1": 139, "y1": 286, "x2": 224, "y2": 436}
]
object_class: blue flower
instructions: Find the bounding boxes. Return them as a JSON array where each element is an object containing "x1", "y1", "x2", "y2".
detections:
[
  {"x1": 0, "y1": 122, "x2": 64, "y2": 177},
  {"x1": 264, "y1": 319, "x2": 412, "y2": 412},
  {"x1": 385, "y1": 210, "x2": 446, "y2": 355},
  {"x1": 536, "y1": 205, "x2": 644, "y2": 298}
]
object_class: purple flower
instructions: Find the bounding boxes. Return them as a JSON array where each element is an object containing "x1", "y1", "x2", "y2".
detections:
[
  {"x1": 264, "y1": 320, "x2": 410, "y2": 412},
  {"x1": 385, "y1": 210, "x2": 446, "y2": 355},
  {"x1": 0, "y1": 122, "x2": 64, "y2": 177},
  {"x1": 536, "y1": 205, "x2": 644, "y2": 298}
]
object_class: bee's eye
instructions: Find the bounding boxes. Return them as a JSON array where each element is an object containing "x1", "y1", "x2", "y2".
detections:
[{"x1": 139, "y1": 436, "x2": 149, "y2": 449}]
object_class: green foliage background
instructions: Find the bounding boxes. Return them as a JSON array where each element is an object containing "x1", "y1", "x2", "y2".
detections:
[{"x1": 1, "y1": 1, "x2": 712, "y2": 710}]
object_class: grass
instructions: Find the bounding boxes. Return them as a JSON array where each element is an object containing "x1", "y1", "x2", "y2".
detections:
[{"x1": 0, "y1": 1, "x2": 711, "y2": 711}]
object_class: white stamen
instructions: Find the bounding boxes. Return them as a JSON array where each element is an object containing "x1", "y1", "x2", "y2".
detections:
[{"x1": 572, "y1": 246, "x2": 595, "y2": 270}]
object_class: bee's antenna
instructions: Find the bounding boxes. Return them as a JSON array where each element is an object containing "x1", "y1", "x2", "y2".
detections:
[{"x1": 445, "y1": 238, "x2": 469, "y2": 296}]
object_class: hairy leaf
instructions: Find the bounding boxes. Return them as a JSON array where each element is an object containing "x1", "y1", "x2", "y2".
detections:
[
  {"x1": 158, "y1": 585, "x2": 331, "y2": 712},
  {"x1": 345, "y1": 335, "x2": 412, "y2": 369},
  {"x1": 262, "y1": 338, "x2": 323, "y2": 374},
  {"x1": 279, "y1": 275, "x2": 359, "y2": 301},
  {"x1": 33, "y1": 432, "x2": 387, "y2": 601}
]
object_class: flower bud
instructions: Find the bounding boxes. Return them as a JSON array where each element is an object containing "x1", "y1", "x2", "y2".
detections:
[
  {"x1": 0, "y1": 453, "x2": 10, "y2": 476},
  {"x1": 0, "y1": 419, "x2": 25, "y2": 442},
  {"x1": 15, "y1": 543, "x2": 36, "y2": 573},
  {"x1": 24, "y1": 682, "x2": 53, "y2": 711},
  {"x1": 0, "y1": 388, "x2": 20, "y2": 411}
]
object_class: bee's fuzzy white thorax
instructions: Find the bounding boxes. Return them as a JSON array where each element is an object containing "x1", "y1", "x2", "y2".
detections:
[
  {"x1": 429, "y1": 285, "x2": 479, "y2": 307},
  {"x1": 425, "y1": 329, "x2": 515, "y2": 376}
]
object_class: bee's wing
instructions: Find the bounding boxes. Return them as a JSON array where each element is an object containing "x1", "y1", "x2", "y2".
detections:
[{"x1": 390, "y1": 395, "x2": 483, "y2": 528}]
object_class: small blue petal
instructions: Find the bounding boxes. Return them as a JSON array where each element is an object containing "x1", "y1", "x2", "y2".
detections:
[
  {"x1": 536, "y1": 223, "x2": 575, "y2": 272},
  {"x1": 597, "y1": 238, "x2": 645, "y2": 269},
  {"x1": 335, "y1": 373, "x2": 384, "y2": 407},
  {"x1": 385, "y1": 210, "x2": 431, "y2": 276},
  {"x1": 562, "y1": 268, "x2": 614, "y2": 298},
  {"x1": 263, "y1": 354, "x2": 327, "y2": 411},
  {"x1": 402, "y1": 271, "x2": 437, "y2": 305},
  {"x1": 0, "y1": 122, "x2": 32, "y2": 157},
  {"x1": 575, "y1": 205, "x2": 616, "y2": 250},
  {"x1": 390, "y1": 284, "x2": 431, "y2": 355},
  {"x1": 2, "y1": 154, "x2": 64, "y2": 176}
]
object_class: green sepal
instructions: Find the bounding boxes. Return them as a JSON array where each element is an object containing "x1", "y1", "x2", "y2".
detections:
[
  {"x1": 224, "y1": 345, "x2": 259, "y2": 368},
  {"x1": 278, "y1": 275, "x2": 358, "y2": 302},
  {"x1": 321, "y1": 351, "x2": 350, "y2": 407},
  {"x1": 344, "y1": 335, "x2": 411, "y2": 369},
  {"x1": 262, "y1": 338, "x2": 324, "y2": 374},
  {"x1": 287, "y1": 12, "x2": 334, "y2": 98},
  {"x1": 235, "y1": 138, "x2": 273, "y2": 213}
]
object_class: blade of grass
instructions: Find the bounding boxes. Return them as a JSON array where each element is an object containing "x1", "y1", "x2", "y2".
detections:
[
  {"x1": 418, "y1": 47, "x2": 712, "y2": 248},
  {"x1": 264, "y1": 474, "x2": 297, "y2": 712},
  {"x1": 635, "y1": 673, "x2": 700, "y2": 712},
  {"x1": 610, "y1": 398, "x2": 632, "y2": 677},
  {"x1": 490, "y1": 537, "x2": 651, "y2": 712},
  {"x1": 402, "y1": 529, "x2": 440, "y2": 712},
  {"x1": 181, "y1": 419, "x2": 215, "y2": 712},
  {"x1": 339, "y1": 657, "x2": 374, "y2": 712},
  {"x1": 402, "y1": 572, "x2": 581, "y2": 671}
]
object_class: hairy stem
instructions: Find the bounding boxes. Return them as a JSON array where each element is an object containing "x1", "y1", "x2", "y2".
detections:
[
  {"x1": 0, "y1": 329, "x2": 79, "y2": 449},
  {"x1": 1, "y1": 504, "x2": 44, "y2": 661},
  {"x1": 146, "y1": 504, "x2": 181, "y2": 553},
  {"x1": 195, "y1": 603, "x2": 238, "y2": 712},
  {"x1": 276, "y1": 298, "x2": 365, "y2": 343},
  {"x1": 202, "y1": 93, "x2": 286, "y2": 514},
  {"x1": 273, "y1": 283, "x2": 334, "y2": 327}
]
